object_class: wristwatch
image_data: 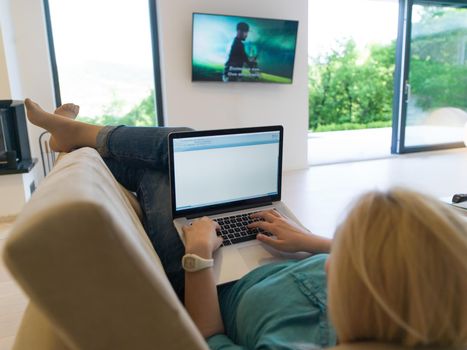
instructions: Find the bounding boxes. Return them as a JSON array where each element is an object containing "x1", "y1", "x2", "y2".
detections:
[{"x1": 182, "y1": 254, "x2": 214, "y2": 272}]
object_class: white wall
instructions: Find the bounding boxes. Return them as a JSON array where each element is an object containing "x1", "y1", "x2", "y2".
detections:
[
  {"x1": 157, "y1": 0, "x2": 309, "y2": 170},
  {"x1": 10, "y1": 0, "x2": 57, "y2": 176},
  {"x1": 0, "y1": 0, "x2": 56, "y2": 180},
  {"x1": 0, "y1": 0, "x2": 22, "y2": 98},
  {"x1": 0, "y1": 171, "x2": 37, "y2": 217},
  {"x1": 0, "y1": 28, "x2": 11, "y2": 97}
]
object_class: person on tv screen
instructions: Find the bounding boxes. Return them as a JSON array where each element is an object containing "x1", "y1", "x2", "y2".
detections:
[{"x1": 223, "y1": 22, "x2": 257, "y2": 82}]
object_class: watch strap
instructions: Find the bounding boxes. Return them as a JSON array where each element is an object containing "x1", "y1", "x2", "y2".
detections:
[{"x1": 182, "y1": 253, "x2": 214, "y2": 272}]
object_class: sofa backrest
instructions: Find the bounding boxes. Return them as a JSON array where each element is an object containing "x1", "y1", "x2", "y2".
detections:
[{"x1": 3, "y1": 148, "x2": 208, "y2": 350}]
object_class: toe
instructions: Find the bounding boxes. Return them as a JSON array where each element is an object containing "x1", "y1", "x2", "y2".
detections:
[{"x1": 25, "y1": 98, "x2": 40, "y2": 110}]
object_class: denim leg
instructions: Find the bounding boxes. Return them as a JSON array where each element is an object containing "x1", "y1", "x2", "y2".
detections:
[
  {"x1": 98, "y1": 157, "x2": 185, "y2": 300},
  {"x1": 97, "y1": 126, "x2": 193, "y2": 170},
  {"x1": 136, "y1": 168, "x2": 185, "y2": 301},
  {"x1": 103, "y1": 158, "x2": 145, "y2": 192}
]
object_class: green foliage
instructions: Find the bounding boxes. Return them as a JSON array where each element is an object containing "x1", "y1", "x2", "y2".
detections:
[
  {"x1": 122, "y1": 92, "x2": 158, "y2": 126},
  {"x1": 314, "y1": 120, "x2": 392, "y2": 132},
  {"x1": 308, "y1": 39, "x2": 396, "y2": 131},
  {"x1": 309, "y1": 7, "x2": 467, "y2": 133},
  {"x1": 410, "y1": 23, "x2": 467, "y2": 111},
  {"x1": 418, "y1": 6, "x2": 446, "y2": 23},
  {"x1": 410, "y1": 58, "x2": 467, "y2": 111},
  {"x1": 77, "y1": 91, "x2": 157, "y2": 126}
]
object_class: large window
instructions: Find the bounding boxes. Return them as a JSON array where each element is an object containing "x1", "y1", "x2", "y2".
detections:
[
  {"x1": 398, "y1": 3, "x2": 467, "y2": 150},
  {"x1": 308, "y1": 0, "x2": 399, "y2": 133},
  {"x1": 308, "y1": 0, "x2": 399, "y2": 164},
  {"x1": 45, "y1": 0, "x2": 163, "y2": 126},
  {"x1": 308, "y1": 0, "x2": 467, "y2": 164}
]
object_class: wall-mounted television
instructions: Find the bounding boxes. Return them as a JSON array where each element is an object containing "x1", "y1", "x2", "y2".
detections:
[{"x1": 192, "y1": 13, "x2": 299, "y2": 84}]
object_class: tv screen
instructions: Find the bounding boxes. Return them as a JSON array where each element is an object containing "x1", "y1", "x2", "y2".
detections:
[{"x1": 192, "y1": 13, "x2": 299, "y2": 84}]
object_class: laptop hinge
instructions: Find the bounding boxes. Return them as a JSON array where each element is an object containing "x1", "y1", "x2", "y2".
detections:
[{"x1": 186, "y1": 202, "x2": 273, "y2": 220}]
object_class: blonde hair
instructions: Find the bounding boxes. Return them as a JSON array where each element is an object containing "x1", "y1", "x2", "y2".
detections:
[{"x1": 328, "y1": 188, "x2": 467, "y2": 347}]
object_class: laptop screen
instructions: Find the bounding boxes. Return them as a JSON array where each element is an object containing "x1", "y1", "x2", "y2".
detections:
[{"x1": 171, "y1": 127, "x2": 282, "y2": 217}]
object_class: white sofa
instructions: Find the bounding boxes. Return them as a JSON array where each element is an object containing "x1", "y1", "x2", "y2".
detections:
[{"x1": 3, "y1": 148, "x2": 208, "y2": 350}]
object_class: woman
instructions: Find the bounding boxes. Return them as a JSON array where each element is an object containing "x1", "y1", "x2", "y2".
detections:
[
  {"x1": 25, "y1": 99, "x2": 467, "y2": 349},
  {"x1": 327, "y1": 190, "x2": 467, "y2": 348}
]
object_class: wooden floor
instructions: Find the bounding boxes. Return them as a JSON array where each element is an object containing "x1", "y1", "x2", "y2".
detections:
[
  {"x1": 283, "y1": 148, "x2": 467, "y2": 239},
  {"x1": 0, "y1": 221, "x2": 27, "y2": 350},
  {"x1": 0, "y1": 147, "x2": 466, "y2": 349}
]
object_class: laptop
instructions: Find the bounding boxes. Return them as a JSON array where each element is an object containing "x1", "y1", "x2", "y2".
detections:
[{"x1": 169, "y1": 126, "x2": 307, "y2": 285}]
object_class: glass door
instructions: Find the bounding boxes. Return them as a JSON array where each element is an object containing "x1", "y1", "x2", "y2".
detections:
[{"x1": 393, "y1": 0, "x2": 467, "y2": 153}]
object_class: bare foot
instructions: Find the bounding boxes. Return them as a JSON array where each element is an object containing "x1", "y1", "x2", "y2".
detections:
[
  {"x1": 50, "y1": 103, "x2": 80, "y2": 149},
  {"x1": 24, "y1": 99, "x2": 55, "y2": 128},
  {"x1": 25, "y1": 98, "x2": 88, "y2": 152},
  {"x1": 54, "y1": 103, "x2": 80, "y2": 119}
]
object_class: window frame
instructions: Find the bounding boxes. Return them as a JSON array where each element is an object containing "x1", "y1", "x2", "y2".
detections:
[
  {"x1": 391, "y1": 0, "x2": 467, "y2": 154},
  {"x1": 43, "y1": 0, "x2": 165, "y2": 126}
]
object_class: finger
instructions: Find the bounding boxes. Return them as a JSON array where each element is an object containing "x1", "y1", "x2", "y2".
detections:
[
  {"x1": 215, "y1": 236, "x2": 223, "y2": 250},
  {"x1": 269, "y1": 210, "x2": 282, "y2": 218},
  {"x1": 257, "y1": 234, "x2": 282, "y2": 249},
  {"x1": 248, "y1": 221, "x2": 273, "y2": 232},
  {"x1": 197, "y1": 216, "x2": 216, "y2": 228},
  {"x1": 251, "y1": 211, "x2": 277, "y2": 223},
  {"x1": 201, "y1": 217, "x2": 219, "y2": 229},
  {"x1": 250, "y1": 211, "x2": 265, "y2": 218},
  {"x1": 252, "y1": 209, "x2": 279, "y2": 217},
  {"x1": 201, "y1": 216, "x2": 212, "y2": 223}
]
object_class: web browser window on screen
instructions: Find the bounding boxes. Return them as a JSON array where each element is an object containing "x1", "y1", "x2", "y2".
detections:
[{"x1": 173, "y1": 132, "x2": 280, "y2": 211}]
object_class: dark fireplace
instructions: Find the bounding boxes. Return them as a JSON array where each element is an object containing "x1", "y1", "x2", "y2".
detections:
[{"x1": 0, "y1": 100, "x2": 35, "y2": 174}]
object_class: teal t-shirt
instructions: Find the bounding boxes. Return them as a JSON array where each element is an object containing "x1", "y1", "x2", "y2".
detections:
[{"x1": 207, "y1": 254, "x2": 336, "y2": 350}]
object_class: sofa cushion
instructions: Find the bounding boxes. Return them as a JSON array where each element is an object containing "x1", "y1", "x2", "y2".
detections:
[{"x1": 3, "y1": 148, "x2": 207, "y2": 350}]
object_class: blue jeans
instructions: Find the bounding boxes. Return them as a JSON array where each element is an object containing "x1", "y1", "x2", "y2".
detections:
[{"x1": 96, "y1": 126, "x2": 192, "y2": 301}]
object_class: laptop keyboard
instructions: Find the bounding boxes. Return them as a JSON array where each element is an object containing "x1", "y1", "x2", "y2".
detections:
[{"x1": 213, "y1": 212, "x2": 272, "y2": 247}]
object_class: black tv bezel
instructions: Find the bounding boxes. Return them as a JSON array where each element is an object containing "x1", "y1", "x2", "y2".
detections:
[
  {"x1": 0, "y1": 114, "x2": 6, "y2": 161},
  {"x1": 191, "y1": 12, "x2": 299, "y2": 84},
  {"x1": 169, "y1": 125, "x2": 284, "y2": 219}
]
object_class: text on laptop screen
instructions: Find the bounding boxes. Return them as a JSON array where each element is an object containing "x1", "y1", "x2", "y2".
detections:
[{"x1": 173, "y1": 131, "x2": 280, "y2": 211}]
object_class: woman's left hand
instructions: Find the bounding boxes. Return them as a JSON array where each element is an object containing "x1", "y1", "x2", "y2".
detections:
[
  {"x1": 248, "y1": 210, "x2": 331, "y2": 254},
  {"x1": 183, "y1": 217, "x2": 223, "y2": 258}
]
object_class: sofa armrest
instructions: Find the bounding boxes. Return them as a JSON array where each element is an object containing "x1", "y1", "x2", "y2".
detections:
[{"x1": 3, "y1": 148, "x2": 208, "y2": 350}]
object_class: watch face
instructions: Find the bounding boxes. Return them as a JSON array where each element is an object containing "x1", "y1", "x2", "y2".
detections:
[{"x1": 184, "y1": 256, "x2": 196, "y2": 270}]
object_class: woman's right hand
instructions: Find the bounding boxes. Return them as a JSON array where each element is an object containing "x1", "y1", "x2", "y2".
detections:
[
  {"x1": 183, "y1": 217, "x2": 223, "y2": 259},
  {"x1": 248, "y1": 210, "x2": 332, "y2": 254}
]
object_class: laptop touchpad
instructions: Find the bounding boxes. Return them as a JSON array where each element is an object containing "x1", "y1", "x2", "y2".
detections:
[{"x1": 238, "y1": 244, "x2": 279, "y2": 269}]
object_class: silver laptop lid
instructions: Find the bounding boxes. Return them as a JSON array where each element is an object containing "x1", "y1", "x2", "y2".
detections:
[{"x1": 169, "y1": 126, "x2": 283, "y2": 218}]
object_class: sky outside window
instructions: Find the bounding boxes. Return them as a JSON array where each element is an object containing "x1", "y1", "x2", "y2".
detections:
[
  {"x1": 48, "y1": 0, "x2": 156, "y2": 124},
  {"x1": 308, "y1": 0, "x2": 399, "y2": 59}
]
